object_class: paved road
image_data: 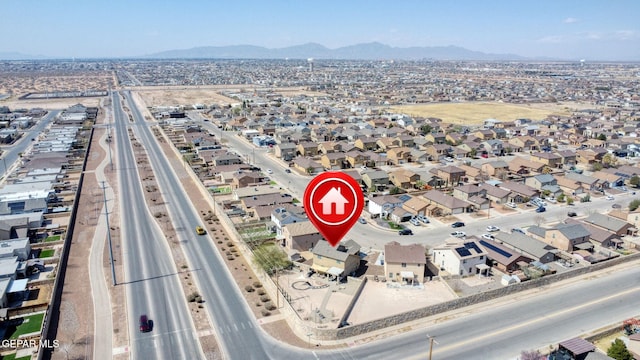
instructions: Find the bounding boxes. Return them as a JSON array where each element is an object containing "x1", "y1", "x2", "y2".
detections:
[
  {"x1": 0, "y1": 110, "x2": 57, "y2": 177},
  {"x1": 113, "y1": 92, "x2": 203, "y2": 359}
]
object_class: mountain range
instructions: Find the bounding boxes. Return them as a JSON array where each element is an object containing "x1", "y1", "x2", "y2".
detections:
[
  {"x1": 0, "y1": 42, "x2": 531, "y2": 61},
  {"x1": 146, "y1": 42, "x2": 527, "y2": 61}
]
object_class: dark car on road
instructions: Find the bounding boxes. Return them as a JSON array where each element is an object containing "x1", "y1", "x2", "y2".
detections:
[
  {"x1": 451, "y1": 221, "x2": 465, "y2": 228},
  {"x1": 398, "y1": 229, "x2": 413, "y2": 235},
  {"x1": 139, "y1": 315, "x2": 151, "y2": 333},
  {"x1": 567, "y1": 211, "x2": 577, "y2": 217}
]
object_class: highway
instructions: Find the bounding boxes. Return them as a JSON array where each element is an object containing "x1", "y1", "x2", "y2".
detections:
[
  {"x1": 112, "y1": 92, "x2": 203, "y2": 359},
  {"x1": 109, "y1": 106, "x2": 640, "y2": 359}
]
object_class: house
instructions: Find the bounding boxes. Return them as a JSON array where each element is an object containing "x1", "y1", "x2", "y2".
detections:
[
  {"x1": 0, "y1": 238, "x2": 31, "y2": 261},
  {"x1": 424, "y1": 144, "x2": 452, "y2": 162},
  {"x1": 421, "y1": 190, "x2": 473, "y2": 216},
  {"x1": 528, "y1": 223, "x2": 592, "y2": 252},
  {"x1": 477, "y1": 183, "x2": 511, "y2": 204},
  {"x1": 556, "y1": 150, "x2": 577, "y2": 166},
  {"x1": 577, "y1": 148, "x2": 607, "y2": 164},
  {"x1": 581, "y1": 213, "x2": 635, "y2": 237},
  {"x1": 530, "y1": 152, "x2": 562, "y2": 168},
  {"x1": 282, "y1": 221, "x2": 324, "y2": 252},
  {"x1": 452, "y1": 184, "x2": 486, "y2": 202},
  {"x1": 478, "y1": 237, "x2": 532, "y2": 272},
  {"x1": 297, "y1": 141, "x2": 320, "y2": 157},
  {"x1": 507, "y1": 157, "x2": 545, "y2": 175},
  {"x1": 386, "y1": 147, "x2": 413, "y2": 165},
  {"x1": 345, "y1": 151, "x2": 370, "y2": 168},
  {"x1": 591, "y1": 170, "x2": 625, "y2": 189},
  {"x1": 481, "y1": 161, "x2": 509, "y2": 178},
  {"x1": 231, "y1": 172, "x2": 269, "y2": 189},
  {"x1": 232, "y1": 185, "x2": 282, "y2": 200},
  {"x1": 291, "y1": 157, "x2": 323, "y2": 175},
  {"x1": 212, "y1": 153, "x2": 243, "y2": 166},
  {"x1": 0, "y1": 212, "x2": 43, "y2": 240},
  {"x1": 498, "y1": 181, "x2": 539, "y2": 203},
  {"x1": 432, "y1": 165, "x2": 466, "y2": 186},
  {"x1": 384, "y1": 241, "x2": 426, "y2": 284},
  {"x1": 311, "y1": 239, "x2": 361, "y2": 280},
  {"x1": 354, "y1": 137, "x2": 378, "y2": 151},
  {"x1": 389, "y1": 169, "x2": 420, "y2": 189},
  {"x1": 494, "y1": 232, "x2": 557, "y2": 264},
  {"x1": 367, "y1": 194, "x2": 405, "y2": 217},
  {"x1": 431, "y1": 240, "x2": 489, "y2": 277},
  {"x1": 565, "y1": 218, "x2": 621, "y2": 249},
  {"x1": 555, "y1": 175, "x2": 584, "y2": 196},
  {"x1": 401, "y1": 196, "x2": 430, "y2": 217},
  {"x1": 320, "y1": 153, "x2": 347, "y2": 170},
  {"x1": 525, "y1": 174, "x2": 557, "y2": 191},
  {"x1": 271, "y1": 207, "x2": 307, "y2": 236},
  {"x1": 424, "y1": 132, "x2": 446, "y2": 144},
  {"x1": 362, "y1": 170, "x2": 390, "y2": 191},
  {"x1": 274, "y1": 142, "x2": 297, "y2": 160}
]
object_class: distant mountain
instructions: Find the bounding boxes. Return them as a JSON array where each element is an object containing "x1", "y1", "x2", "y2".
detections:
[
  {"x1": 146, "y1": 42, "x2": 527, "y2": 61},
  {"x1": 0, "y1": 51, "x2": 45, "y2": 60}
]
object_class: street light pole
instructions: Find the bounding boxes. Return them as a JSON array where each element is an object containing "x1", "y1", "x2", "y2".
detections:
[
  {"x1": 307, "y1": 332, "x2": 312, "y2": 348},
  {"x1": 427, "y1": 335, "x2": 438, "y2": 360}
]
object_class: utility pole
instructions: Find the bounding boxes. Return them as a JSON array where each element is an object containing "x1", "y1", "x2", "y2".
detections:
[
  {"x1": 427, "y1": 335, "x2": 438, "y2": 360},
  {"x1": 101, "y1": 181, "x2": 117, "y2": 286}
]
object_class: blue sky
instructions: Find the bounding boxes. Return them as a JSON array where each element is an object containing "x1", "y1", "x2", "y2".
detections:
[{"x1": 2, "y1": 0, "x2": 639, "y2": 60}]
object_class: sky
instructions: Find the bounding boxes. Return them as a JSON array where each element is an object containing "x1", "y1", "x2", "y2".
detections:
[{"x1": 2, "y1": 0, "x2": 639, "y2": 61}]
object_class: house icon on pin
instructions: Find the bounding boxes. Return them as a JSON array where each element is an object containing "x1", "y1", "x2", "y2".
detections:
[{"x1": 318, "y1": 186, "x2": 349, "y2": 215}]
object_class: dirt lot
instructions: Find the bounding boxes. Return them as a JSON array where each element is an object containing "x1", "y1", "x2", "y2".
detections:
[{"x1": 390, "y1": 101, "x2": 575, "y2": 124}]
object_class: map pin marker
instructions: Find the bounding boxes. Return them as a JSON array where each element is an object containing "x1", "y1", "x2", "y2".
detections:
[{"x1": 303, "y1": 171, "x2": 364, "y2": 247}]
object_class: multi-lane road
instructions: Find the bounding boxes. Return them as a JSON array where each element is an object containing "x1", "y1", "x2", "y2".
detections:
[
  {"x1": 113, "y1": 92, "x2": 203, "y2": 359},
  {"x1": 108, "y1": 103, "x2": 640, "y2": 359}
]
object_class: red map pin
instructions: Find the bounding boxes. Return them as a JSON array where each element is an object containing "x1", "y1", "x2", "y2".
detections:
[{"x1": 303, "y1": 171, "x2": 364, "y2": 247}]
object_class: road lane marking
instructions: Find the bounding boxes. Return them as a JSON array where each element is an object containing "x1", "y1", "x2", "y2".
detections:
[
  {"x1": 241, "y1": 323, "x2": 246, "y2": 330},
  {"x1": 234, "y1": 324, "x2": 239, "y2": 332}
]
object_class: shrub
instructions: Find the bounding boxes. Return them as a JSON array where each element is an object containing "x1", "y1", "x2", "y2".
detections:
[
  {"x1": 257, "y1": 289, "x2": 266, "y2": 296},
  {"x1": 227, "y1": 242, "x2": 235, "y2": 247},
  {"x1": 260, "y1": 295, "x2": 270, "y2": 303},
  {"x1": 261, "y1": 310, "x2": 271, "y2": 317},
  {"x1": 265, "y1": 302, "x2": 276, "y2": 311},
  {"x1": 244, "y1": 285, "x2": 255, "y2": 292},
  {"x1": 253, "y1": 281, "x2": 263, "y2": 288}
]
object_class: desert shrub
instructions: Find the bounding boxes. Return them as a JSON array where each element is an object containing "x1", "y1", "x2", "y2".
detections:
[
  {"x1": 244, "y1": 285, "x2": 254, "y2": 292},
  {"x1": 261, "y1": 310, "x2": 271, "y2": 316},
  {"x1": 260, "y1": 295, "x2": 270, "y2": 303}
]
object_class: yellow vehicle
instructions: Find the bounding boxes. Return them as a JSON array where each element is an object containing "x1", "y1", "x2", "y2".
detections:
[{"x1": 195, "y1": 226, "x2": 206, "y2": 235}]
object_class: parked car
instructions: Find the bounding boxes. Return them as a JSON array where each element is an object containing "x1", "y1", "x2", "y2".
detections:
[
  {"x1": 481, "y1": 233, "x2": 495, "y2": 240},
  {"x1": 486, "y1": 225, "x2": 500, "y2": 232},
  {"x1": 266, "y1": 169, "x2": 273, "y2": 174},
  {"x1": 409, "y1": 218, "x2": 421, "y2": 226},
  {"x1": 606, "y1": 195, "x2": 615, "y2": 200},
  {"x1": 398, "y1": 229, "x2": 413, "y2": 236},
  {"x1": 451, "y1": 231, "x2": 466, "y2": 238},
  {"x1": 451, "y1": 221, "x2": 465, "y2": 228},
  {"x1": 567, "y1": 211, "x2": 577, "y2": 217},
  {"x1": 139, "y1": 315, "x2": 151, "y2": 333},
  {"x1": 511, "y1": 228, "x2": 526, "y2": 234},
  {"x1": 536, "y1": 207, "x2": 546, "y2": 213},
  {"x1": 358, "y1": 217, "x2": 367, "y2": 224},
  {"x1": 285, "y1": 169, "x2": 291, "y2": 173},
  {"x1": 417, "y1": 215, "x2": 430, "y2": 224},
  {"x1": 506, "y1": 202, "x2": 517, "y2": 209}
]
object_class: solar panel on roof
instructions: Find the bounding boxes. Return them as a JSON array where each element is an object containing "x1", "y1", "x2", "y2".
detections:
[
  {"x1": 455, "y1": 248, "x2": 471, "y2": 257},
  {"x1": 479, "y1": 240, "x2": 513, "y2": 259},
  {"x1": 465, "y1": 242, "x2": 482, "y2": 254}
]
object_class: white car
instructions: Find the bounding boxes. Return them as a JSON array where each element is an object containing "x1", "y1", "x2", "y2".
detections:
[
  {"x1": 486, "y1": 225, "x2": 500, "y2": 232},
  {"x1": 481, "y1": 233, "x2": 495, "y2": 240},
  {"x1": 409, "y1": 218, "x2": 421, "y2": 226},
  {"x1": 606, "y1": 195, "x2": 615, "y2": 200},
  {"x1": 506, "y1": 202, "x2": 517, "y2": 209},
  {"x1": 451, "y1": 231, "x2": 466, "y2": 238},
  {"x1": 266, "y1": 169, "x2": 273, "y2": 174}
]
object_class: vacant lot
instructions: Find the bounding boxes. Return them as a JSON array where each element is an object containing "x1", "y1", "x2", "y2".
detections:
[{"x1": 390, "y1": 102, "x2": 574, "y2": 125}]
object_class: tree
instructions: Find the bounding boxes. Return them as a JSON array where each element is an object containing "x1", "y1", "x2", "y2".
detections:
[
  {"x1": 253, "y1": 244, "x2": 291, "y2": 275},
  {"x1": 602, "y1": 153, "x2": 618, "y2": 168},
  {"x1": 519, "y1": 349, "x2": 544, "y2": 360},
  {"x1": 566, "y1": 196, "x2": 574, "y2": 205},
  {"x1": 557, "y1": 193, "x2": 566, "y2": 202},
  {"x1": 629, "y1": 199, "x2": 640, "y2": 211},
  {"x1": 630, "y1": 175, "x2": 640, "y2": 188},
  {"x1": 469, "y1": 148, "x2": 478, "y2": 158},
  {"x1": 420, "y1": 124, "x2": 433, "y2": 135},
  {"x1": 581, "y1": 194, "x2": 591, "y2": 203},
  {"x1": 597, "y1": 133, "x2": 607, "y2": 141},
  {"x1": 592, "y1": 162, "x2": 604, "y2": 171},
  {"x1": 607, "y1": 338, "x2": 633, "y2": 360}
]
